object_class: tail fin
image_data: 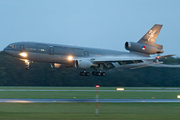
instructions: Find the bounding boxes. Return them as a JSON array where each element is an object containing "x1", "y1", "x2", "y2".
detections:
[
  {"x1": 138, "y1": 24, "x2": 163, "y2": 50},
  {"x1": 138, "y1": 24, "x2": 162, "y2": 43}
]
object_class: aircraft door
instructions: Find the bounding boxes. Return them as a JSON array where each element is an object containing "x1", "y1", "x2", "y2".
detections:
[
  {"x1": 36, "y1": 44, "x2": 49, "y2": 62},
  {"x1": 20, "y1": 45, "x2": 25, "y2": 52},
  {"x1": 49, "y1": 46, "x2": 55, "y2": 62},
  {"x1": 49, "y1": 46, "x2": 54, "y2": 55},
  {"x1": 84, "y1": 51, "x2": 89, "y2": 57}
]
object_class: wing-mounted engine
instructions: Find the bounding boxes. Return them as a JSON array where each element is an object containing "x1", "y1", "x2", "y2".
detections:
[
  {"x1": 125, "y1": 42, "x2": 163, "y2": 55},
  {"x1": 50, "y1": 63, "x2": 73, "y2": 68},
  {"x1": 75, "y1": 60, "x2": 93, "y2": 69}
]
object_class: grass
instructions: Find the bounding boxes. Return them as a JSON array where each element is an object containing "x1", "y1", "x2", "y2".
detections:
[
  {"x1": 0, "y1": 103, "x2": 179, "y2": 120},
  {"x1": 0, "y1": 91, "x2": 179, "y2": 99},
  {"x1": 0, "y1": 86, "x2": 179, "y2": 99}
]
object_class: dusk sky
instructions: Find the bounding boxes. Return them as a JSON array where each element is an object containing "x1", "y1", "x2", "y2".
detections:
[{"x1": 0, "y1": 0, "x2": 180, "y2": 56}]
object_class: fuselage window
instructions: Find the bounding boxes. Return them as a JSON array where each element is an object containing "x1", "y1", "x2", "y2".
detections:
[
  {"x1": 37, "y1": 44, "x2": 48, "y2": 53},
  {"x1": 10, "y1": 45, "x2": 16, "y2": 48},
  {"x1": 25, "y1": 47, "x2": 37, "y2": 52},
  {"x1": 38, "y1": 48, "x2": 46, "y2": 52}
]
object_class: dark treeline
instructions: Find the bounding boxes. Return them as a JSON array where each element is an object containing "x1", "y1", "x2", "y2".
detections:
[{"x1": 0, "y1": 51, "x2": 180, "y2": 87}]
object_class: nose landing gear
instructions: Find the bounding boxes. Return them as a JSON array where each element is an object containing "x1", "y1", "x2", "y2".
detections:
[
  {"x1": 25, "y1": 65, "x2": 30, "y2": 70},
  {"x1": 25, "y1": 60, "x2": 32, "y2": 70}
]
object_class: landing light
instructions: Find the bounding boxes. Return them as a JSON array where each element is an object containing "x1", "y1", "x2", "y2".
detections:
[
  {"x1": 19, "y1": 52, "x2": 27, "y2": 57},
  {"x1": 68, "y1": 56, "x2": 73, "y2": 61}
]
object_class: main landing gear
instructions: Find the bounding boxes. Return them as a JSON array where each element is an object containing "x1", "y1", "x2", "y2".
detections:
[
  {"x1": 92, "y1": 65, "x2": 106, "y2": 76},
  {"x1": 79, "y1": 70, "x2": 90, "y2": 76},
  {"x1": 79, "y1": 70, "x2": 106, "y2": 76},
  {"x1": 92, "y1": 71, "x2": 106, "y2": 76}
]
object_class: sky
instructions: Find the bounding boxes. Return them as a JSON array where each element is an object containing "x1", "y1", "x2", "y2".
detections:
[{"x1": 0, "y1": 0, "x2": 180, "y2": 56}]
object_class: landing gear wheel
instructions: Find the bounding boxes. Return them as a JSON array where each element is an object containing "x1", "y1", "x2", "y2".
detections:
[
  {"x1": 97, "y1": 72, "x2": 101, "y2": 76},
  {"x1": 92, "y1": 71, "x2": 106, "y2": 76},
  {"x1": 26, "y1": 67, "x2": 30, "y2": 70},
  {"x1": 79, "y1": 72, "x2": 90, "y2": 76},
  {"x1": 101, "y1": 72, "x2": 106, "y2": 76},
  {"x1": 85, "y1": 72, "x2": 90, "y2": 76},
  {"x1": 79, "y1": 72, "x2": 84, "y2": 76},
  {"x1": 92, "y1": 71, "x2": 96, "y2": 76}
]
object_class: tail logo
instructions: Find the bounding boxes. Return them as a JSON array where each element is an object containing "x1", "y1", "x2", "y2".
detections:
[
  {"x1": 146, "y1": 30, "x2": 155, "y2": 42},
  {"x1": 145, "y1": 29, "x2": 159, "y2": 42},
  {"x1": 154, "y1": 29, "x2": 159, "y2": 34},
  {"x1": 142, "y1": 46, "x2": 146, "y2": 50}
]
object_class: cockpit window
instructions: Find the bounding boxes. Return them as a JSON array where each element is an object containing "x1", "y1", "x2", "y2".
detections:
[{"x1": 9, "y1": 45, "x2": 16, "y2": 48}]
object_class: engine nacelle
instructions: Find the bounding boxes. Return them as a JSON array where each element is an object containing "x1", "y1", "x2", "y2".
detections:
[
  {"x1": 75, "y1": 60, "x2": 92, "y2": 69},
  {"x1": 125, "y1": 42, "x2": 163, "y2": 54},
  {"x1": 50, "y1": 63, "x2": 66, "y2": 68}
]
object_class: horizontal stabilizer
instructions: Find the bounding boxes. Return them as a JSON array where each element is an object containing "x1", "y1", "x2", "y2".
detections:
[
  {"x1": 158, "y1": 55, "x2": 175, "y2": 58},
  {"x1": 149, "y1": 64, "x2": 180, "y2": 68}
]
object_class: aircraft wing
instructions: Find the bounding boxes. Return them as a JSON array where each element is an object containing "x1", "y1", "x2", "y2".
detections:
[
  {"x1": 92, "y1": 56, "x2": 153, "y2": 63},
  {"x1": 73, "y1": 54, "x2": 176, "y2": 70},
  {"x1": 91, "y1": 54, "x2": 175, "y2": 63}
]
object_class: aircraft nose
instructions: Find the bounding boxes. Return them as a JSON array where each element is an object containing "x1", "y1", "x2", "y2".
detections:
[
  {"x1": 3, "y1": 46, "x2": 15, "y2": 56},
  {"x1": 3, "y1": 46, "x2": 10, "y2": 54},
  {"x1": 3, "y1": 47, "x2": 7, "y2": 52},
  {"x1": 3, "y1": 48, "x2": 7, "y2": 52}
]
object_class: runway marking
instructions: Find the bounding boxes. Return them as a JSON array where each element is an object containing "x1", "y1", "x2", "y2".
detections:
[
  {"x1": 0, "y1": 87, "x2": 180, "y2": 89},
  {"x1": 0, "y1": 89, "x2": 180, "y2": 92},
  {"x1": 0, "y1": 99, "x2": 180, "y2": 103}
]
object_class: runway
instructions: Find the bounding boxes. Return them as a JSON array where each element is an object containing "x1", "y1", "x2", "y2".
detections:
[
  {"x1": 0, "y1": 89, "x2": 180, "y2": 92},
  {"x1": 0, "y1": 99, "x2": 180, "y2": 103}
]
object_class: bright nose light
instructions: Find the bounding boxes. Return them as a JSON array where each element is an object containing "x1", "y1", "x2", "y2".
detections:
[{"x1": 19, "y1": 52, "x2": 27, "y2": 57}]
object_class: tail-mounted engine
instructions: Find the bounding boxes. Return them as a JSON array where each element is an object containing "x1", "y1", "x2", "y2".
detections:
[{"x1": 125, "y1": 42, "x2": 163, "y2": 54}]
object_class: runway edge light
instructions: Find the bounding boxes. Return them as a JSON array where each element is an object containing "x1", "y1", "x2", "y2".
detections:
[
  {"x1": 116, "y1": 88, "x2": 124, "y2": 91},
  {"x1": 96, "y1": 85, "x2": 100, "y2": 88},
  {"x1": 177, "y1": 95, "x2": 180, "y2": 99},
  {"x1": 95, "y1": 85, "x2": 99, "y2": 116}
]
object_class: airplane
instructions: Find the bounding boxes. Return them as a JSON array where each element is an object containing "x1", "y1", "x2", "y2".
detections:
[{"x1": 3, "y1": 24, "x2": 175, "y2": 76}]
